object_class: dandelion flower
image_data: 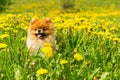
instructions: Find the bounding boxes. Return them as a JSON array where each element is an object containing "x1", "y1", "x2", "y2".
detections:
[
  {"x1": 74, "y1": 53, "x2": 83, "y2": 61},
  {"x1": 60, "y1": 59, "x2": 68, "y2": 65},
  {"x1": 93, "y1": 76, "x2": 98, "y2": 80},
  {"x1": 32, "y1": 16, "x2": 39, "y2": 19},
  {"x1": 113, "y1": 37, "x2": 120, "y2": 42},
  {"x1": 0, "y1": 43, "x2": 7, "y2": 49},
  {"x1": 13, "y1": 29, "x2": 18, "y2": 33},
  {"x1": 36, "y1": 68, "x2": 48, "y2": 75},
  {"x1": 79, "y1": 17, "x2": 87, "y2": 22},
  {"x1": 0, "y1": 34, "x2": 9, "y2": 39},
  {"x1": 41, "y1": 43, "x2": 53, "y2": 58},
  {"x1": 21, "y1": 37, "x2": 26, "y2": 41},
  {"x1": 73, "y1": 48, "x2": 77, "y2": 53},
  {"x1": 22, "y1": 26, "x2": 28, "y2": 30}
]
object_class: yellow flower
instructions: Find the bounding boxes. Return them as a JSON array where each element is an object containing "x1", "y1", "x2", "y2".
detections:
[
  {"x1": 74, "y1": 53, "x2": 83, "y2": 61},
  {"x1": 36, "y1": 68, "x2": 48, "y2": 75},
  {"x1": 60, "y1": 59, "x2": 68, "y2": 64},
  {"x1": 32, "y1": 16, "x2": 39, "y2": 19},
  {"x1": 0, "y1": 34, "x2": 9, "y2": 39},
  {"x1": 110, "y1": 27, "x2": 118, "y2": 31},
  {"x1": 113, "y1": 37, "x2": 120, "y2": 42},
  {"x1": 21, "y1": 37, "x2": 26, "y2": 41},
  {"x1": 73, "y1": 48, "x2": 77, "y2": 53},
  {"x1": 22, "y1": 26, "x2": 28, "y2": 30},
  {"x1": 93, "y1": 76, "x2": 98, "y2": 80},
  {"x1": 41, "y1": 43, "x2": 53, "y2": 58},
  {"x1": 13, "y1": 29, "x2": 18, "y2": 33},
  {"x1": 79, "y1": 17, "x2": 87, "y2": 22},
  {"x1": 97, "y1": 31, "x2": 104, "y2": 36},
  {"x1": 0, "y1": 43, "x2": 7, "y2": 49}
]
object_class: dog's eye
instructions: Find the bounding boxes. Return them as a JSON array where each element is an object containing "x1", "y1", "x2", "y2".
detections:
[
  {"x1": 34, "y1": 29, "x2": 37, "y2": 31},
  {"x1": 43, "y1": 27, "x2": 47, "y2": 31}
]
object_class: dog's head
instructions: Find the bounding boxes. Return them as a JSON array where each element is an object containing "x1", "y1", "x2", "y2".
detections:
[{"x1": 29, "y1": 18, "x2": 54, "y2": 39}]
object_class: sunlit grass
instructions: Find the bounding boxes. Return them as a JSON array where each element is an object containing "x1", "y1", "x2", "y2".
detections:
[{"x1": 0, "y1": 0, "x2": 120, "y2": 80}]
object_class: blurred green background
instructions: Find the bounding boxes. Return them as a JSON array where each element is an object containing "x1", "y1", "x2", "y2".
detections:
[{"x1": 1, "y1": 0, "x2": 120, "y2": 14}]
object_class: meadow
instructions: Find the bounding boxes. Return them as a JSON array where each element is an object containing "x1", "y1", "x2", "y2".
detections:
[{"x1": 0, "y1": 0, "x2": 120, "y2": 80}]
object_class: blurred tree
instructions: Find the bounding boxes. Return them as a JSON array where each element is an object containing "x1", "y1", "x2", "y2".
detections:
[
  {"x1": 0, "y1": 0, "x2": 11, "y2": 11},
  {"x1": 60, "y1": 0, "x2": 75, "y2": 10}
]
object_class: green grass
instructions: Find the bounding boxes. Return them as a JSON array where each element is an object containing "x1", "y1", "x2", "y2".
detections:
[{"x1": 0, "y1": 0, "x2": 120, "y2": 80}]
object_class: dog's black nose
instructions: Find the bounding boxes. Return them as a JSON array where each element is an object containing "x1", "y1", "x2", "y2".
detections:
[{"x1": 38, "y1": 30, "x2": 41, "y2": 33}]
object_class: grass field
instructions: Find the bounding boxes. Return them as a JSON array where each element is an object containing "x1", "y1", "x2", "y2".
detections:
[{"x1": 0, "y1": 0, "x2": 120, "y2": 80}]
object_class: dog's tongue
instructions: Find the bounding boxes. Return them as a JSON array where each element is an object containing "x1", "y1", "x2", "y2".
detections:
[{"x1": 37, "y1": 34, "x2": 42, "y2": 38}]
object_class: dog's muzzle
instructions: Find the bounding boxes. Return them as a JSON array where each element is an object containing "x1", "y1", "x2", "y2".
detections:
[{"x1": 35, "y1": 29, "x2": 46, "y2": 39}]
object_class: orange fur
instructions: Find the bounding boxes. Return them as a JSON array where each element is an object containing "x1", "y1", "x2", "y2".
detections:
[{"x1": 26, "y1": 18, "x2": 55, "y2": 55}]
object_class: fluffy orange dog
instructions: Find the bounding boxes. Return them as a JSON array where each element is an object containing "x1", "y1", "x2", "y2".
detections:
[{"x1": 26, "y1": 18, "x2": 55, "y2": 54}]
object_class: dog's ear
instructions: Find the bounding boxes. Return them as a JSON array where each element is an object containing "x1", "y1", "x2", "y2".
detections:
[
  {"x1": 46, "y1": 18, "x2": 52, "y2": 23},
  {"x1": 30, "y1": 18, "x2": 38, "y2": 24},
  {"x1": 45, "y1": 18, "x2": 53, "y2": 29}
]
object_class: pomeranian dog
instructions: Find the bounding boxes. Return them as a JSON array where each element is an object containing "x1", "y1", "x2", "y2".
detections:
[{"x1": 26, "y1": 18, "x2": 55, "y2": 54}]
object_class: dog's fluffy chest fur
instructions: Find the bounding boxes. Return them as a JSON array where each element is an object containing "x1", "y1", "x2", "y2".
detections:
[{"x1": 26, "y1": 35, "x2": 54, "y2": 53}]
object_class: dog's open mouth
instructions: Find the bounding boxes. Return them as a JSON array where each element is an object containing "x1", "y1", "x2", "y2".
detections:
[{"x1": 35, "y1": 33, "x2": 46, "y2": 39}]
